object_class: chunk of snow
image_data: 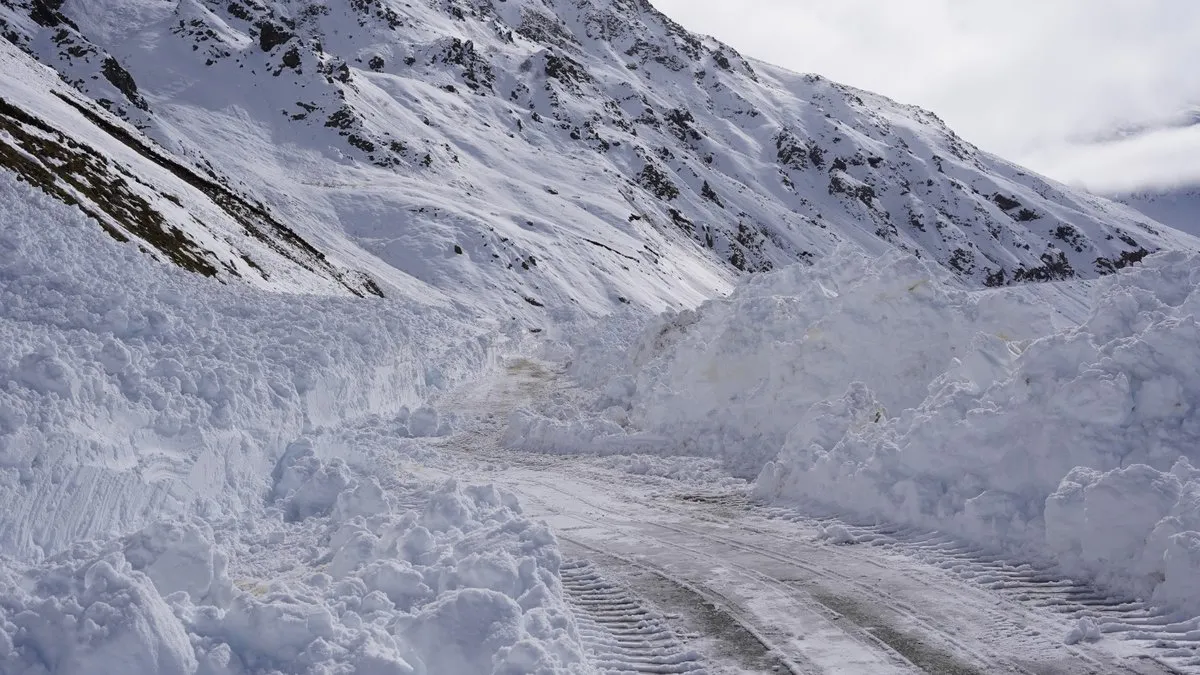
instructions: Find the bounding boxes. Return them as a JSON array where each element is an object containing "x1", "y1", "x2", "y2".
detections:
[
  {"x1": 1064, "y1": 617, "x2": 1102, "y2": 645},
  {"x1": 818, "y1": 524, "x2": 858, "y2": 545}
]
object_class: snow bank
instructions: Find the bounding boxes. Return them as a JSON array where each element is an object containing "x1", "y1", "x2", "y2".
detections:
[
  {"x1": 543, "y1": 248, "x2": 1061, "y2": 475},
  {"x1": 0, "y1": 452, "x2": 589, "y2": 674},
  {"x1": 0, "y1": 168, "x2": 590, "y2": 673},
  {"x1": 0, "y1": 171, "x2": 494, "y2": 560},
  {"x1": 752, "y1": 249, "x2": 1200, "y2": 608},
  {"x1": 533, "y1": 245, "x2": 1200, "y2": 611}
]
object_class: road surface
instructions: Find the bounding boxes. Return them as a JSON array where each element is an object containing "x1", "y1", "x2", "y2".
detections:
[{"x1": 416, "y1": 357, "x2": 1198, "y2": 674}]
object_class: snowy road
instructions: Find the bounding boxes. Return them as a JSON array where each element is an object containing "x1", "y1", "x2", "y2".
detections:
[
  {"x1": 505, "y1": 466, "x2": 1191, "y2": 675},
  {"x1": 420, "y1": 358, "x2": 1197, "y2": 675}
]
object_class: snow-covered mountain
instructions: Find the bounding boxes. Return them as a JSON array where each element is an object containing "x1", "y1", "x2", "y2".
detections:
[
  {"x1": 0, "y1": 44, "x2": 386, "y2": 297},
  {"x1": 8, "y1": 3, "x2": 1200, "y2": 673},
  {"x1": 2, "y1": 0, "x2": 1193, "y2": 321}
]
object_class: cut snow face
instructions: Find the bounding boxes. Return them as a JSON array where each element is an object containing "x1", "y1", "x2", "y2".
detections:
[
  {"x1": 522, "y1": 248, "x2": 1067, "y2": 475},
  {"x1": 753, "y1": 247, "x2": 1200, "y2": 573},
  {"x1": 0, "y1": 170, "x2": 492, "y2": 561},
  {"x1": 754, "y1": 250, "x2": 1200, "y2": 610}
]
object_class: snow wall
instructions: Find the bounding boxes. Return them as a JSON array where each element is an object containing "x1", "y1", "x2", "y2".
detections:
[
  {"x1": 0, "y1": 170, "x2": 595, "y2": 673},
  {"x1": 539, "y1": 246, "x2": 1200, "y2": 611},
  {"x1": 0, "y1": 172, "x2": 496, "y2": 561}
]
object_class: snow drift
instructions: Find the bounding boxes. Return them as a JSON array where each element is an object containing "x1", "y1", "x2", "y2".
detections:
[{"x1": 549, "y1": 246, "x2": 1200, "y2": 611}]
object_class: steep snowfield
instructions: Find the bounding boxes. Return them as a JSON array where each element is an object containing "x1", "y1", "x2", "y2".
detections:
[
  {"x1": 540, "y1": 247, "x2": 1200, "y2": 613},
  {"x1": 0, "y1": 41, "x2": 387, "y2": 297},
  {"x1": 4, "y1": 0, "x2": 1196, "y2": 322}
]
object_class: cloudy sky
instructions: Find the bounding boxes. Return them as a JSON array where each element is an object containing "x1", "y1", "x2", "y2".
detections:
[{"x1": 654, "y1": 0, "x2": 1200, "y2": 194}]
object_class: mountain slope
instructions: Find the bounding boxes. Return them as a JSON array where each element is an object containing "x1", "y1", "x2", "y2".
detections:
[
  {"x1": 0, "y1": 41, "x2": 388, "y2": 297},
  {"x1": 3, "y1": 0, "x2": 1194, "y2": 319}
]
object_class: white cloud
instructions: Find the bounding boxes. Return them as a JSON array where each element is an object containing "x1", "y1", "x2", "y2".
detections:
[
  {"x1": 652, "y1": 0, "x2": 1200, "y2": 193},
  {"x1": 1028, "y1": 126, "x2": 1200, "y2": 194}
]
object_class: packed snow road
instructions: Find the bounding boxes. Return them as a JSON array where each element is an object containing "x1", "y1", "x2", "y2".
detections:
[{"x1": 419, "y1": 357, "x2": 1198, "y2": 675}]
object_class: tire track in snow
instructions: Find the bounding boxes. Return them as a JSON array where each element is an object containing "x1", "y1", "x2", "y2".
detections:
[
  {"x1": 657, "y1": 492, "x2": 1189, "y2": 674},
  {"x1": 651, "y1": 488, "x2": 1191, "y2": 674},
  {"x1": 562, "y1": 475, "x2": 1192, "y2": 674},
  {"x1": 524, "y1": 472, "x2": 1197, "y2": 674},
  {"x1": 525, "y1": 478, "x2": 983, "y2": 674},
  {"x1": 560, "y1": 559, "x2": 710, "y2": 675},
  {"x1": 757, "y1": 507, "x2": 1200, "y2": 674}
]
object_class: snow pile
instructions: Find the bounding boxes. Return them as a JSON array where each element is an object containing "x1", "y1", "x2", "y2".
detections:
[
  {"x1": 531, "y1": 244, "x2": 1200, "y2": 611},
  {"x1": 817, "y1": 524, "x2": 859, "y2": 546},
  {"x1": 0, "y1": 172, "x2": 494, "y2": 560},
  {"x1": 1046, "y1": 460, "x2": 1200, "y2": 610},
  {"x1": 753, "y1": 250, "x2": 1200, "y2": 608},
  {"x1": 0, "y1": 169, "x2": 593, "y2": 673},
  {"x1": 1064, "y1": 617, "x2": 1103, "y2": 646},
  {"x1": 543, "y1": 248, "x2": 1060, "y2": 476},
  {"x1": 0, "y1": 450, "x2": 590, "y2": 674}
]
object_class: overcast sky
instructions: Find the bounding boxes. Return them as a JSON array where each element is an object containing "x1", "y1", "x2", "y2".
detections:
[{"x1": 654, "y1": 0, "x2": 1200, "y2": 194}]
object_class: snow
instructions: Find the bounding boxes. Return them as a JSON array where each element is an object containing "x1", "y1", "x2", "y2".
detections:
[
  {"x1": 5, "y1": 142, "x2": 1200, "y2": 668},
  {"x1": 0, "y1": 169, "x2": 597, "y2": 673},
  {"x1": 539, "y1": 246, "x2": 1200, "y2": 614},
  {"x1": 3, "y1": 0, "x2": 1200, "y2": 668},
  {"x1": 0, "y1": 457, "x2": 590, "y2": 674}
]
